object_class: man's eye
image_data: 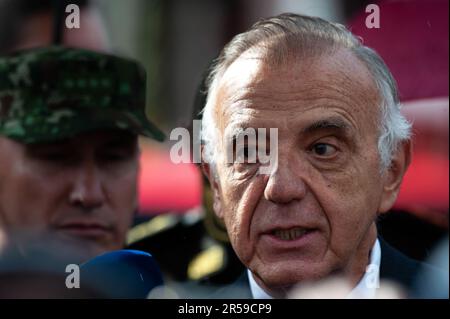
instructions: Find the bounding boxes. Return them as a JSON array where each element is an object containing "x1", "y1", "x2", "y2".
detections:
[
  {"x1": 102, "y1": 152, "x2": 129, "y2": 162},
  {"x1": 37, "y1": 152, "x2": 71, "y2": 162},
  {"x1": 311, "y1": 143, "x2": 337, "y2": 157},
  {"x1": 101, "y1": 147, "x2": 137, "y2": 162}
]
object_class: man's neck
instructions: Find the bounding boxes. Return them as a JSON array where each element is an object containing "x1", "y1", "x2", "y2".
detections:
[{"x1": 346, "y1": 224, "x2": 378, "y2": 287}]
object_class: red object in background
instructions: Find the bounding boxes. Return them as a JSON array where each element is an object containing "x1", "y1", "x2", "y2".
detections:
[
  {"x1": 138, "y1": 144, "x2": 202, "y2": 214},
  {"x1": 349, "y1": 0, "x2": 449, "y2": 100},
  {"x1": 397, "y1": 98, "x2": 449, "y2": 215},
  {"x1": 349, "y1": 0, "x2": 449, "y2": 222},
  {"x1": 395, "y1": 147, "x2": 449, "y2": 212}
]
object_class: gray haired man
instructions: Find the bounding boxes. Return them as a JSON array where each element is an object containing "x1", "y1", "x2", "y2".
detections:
[{"x1": 200, "y1": 13, "x2": 436, "y2": 298}]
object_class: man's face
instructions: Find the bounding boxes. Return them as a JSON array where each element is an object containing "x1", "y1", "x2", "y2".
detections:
[
  {"x1": 0, "y1": 130, "x2": 138, "y2": 259},
  {"x1": 209, "y1": 48, "x2": 393, "y2": 293}
]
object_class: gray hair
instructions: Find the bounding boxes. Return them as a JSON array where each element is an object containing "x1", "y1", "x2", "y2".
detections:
[{"x1": 201, "y1": 13, "x2": 411, "y2": 171}]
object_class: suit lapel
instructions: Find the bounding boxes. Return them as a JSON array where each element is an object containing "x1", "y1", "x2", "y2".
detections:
[{"x1": 379, "y1": 237, "x2": 422, "y2": 291}]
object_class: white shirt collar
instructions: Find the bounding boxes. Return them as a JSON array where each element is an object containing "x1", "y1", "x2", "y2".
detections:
[
  {"x1": 248, "y1": 239, "x2": 381, "y2": 299},
  {"x1": 248, "y1": 268, "x2": 273, "y2": 299}
]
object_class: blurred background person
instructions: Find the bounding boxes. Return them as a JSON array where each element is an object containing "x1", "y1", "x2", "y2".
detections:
[{"x1": 0, "y1": 46, "x2": 164, "y2": 262}]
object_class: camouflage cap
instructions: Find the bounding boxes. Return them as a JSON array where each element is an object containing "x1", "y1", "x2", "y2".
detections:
[{"x1": 0, "y1": 46, "x2": 165, "y2": 144}]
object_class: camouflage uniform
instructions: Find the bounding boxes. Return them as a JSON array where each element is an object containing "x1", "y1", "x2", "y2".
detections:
[{"x1": 0, "y1": 46, "x2": 164, "y2": 143}]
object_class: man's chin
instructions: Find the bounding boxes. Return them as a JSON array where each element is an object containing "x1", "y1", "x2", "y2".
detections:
[
  {"x1": 252, "y1": 262, "x2": 332, "y2": 294},
  {"x1": 6, "y1": 228, "x2": 112, "y2": 264},
  {"x1": 50, "y1": 230, "x2": 116, "y2": 261}
]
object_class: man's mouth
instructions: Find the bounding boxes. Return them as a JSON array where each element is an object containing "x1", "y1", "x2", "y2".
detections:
[
  {"x1": 272, "y1": 227, "x2": 312, "y2": 241},
  {"x1": 57, "y1": 223, "x2": 113, "y2": 239},
  {"x1": 260, "y1": 226, "x2": 320, "y2": 251}
]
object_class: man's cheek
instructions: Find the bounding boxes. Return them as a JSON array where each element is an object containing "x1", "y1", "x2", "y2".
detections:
[
  {"x1": 321, "y1": 185, "x2": 375, "y2": 254},
  {"x1": 227, "y1": 178, "x2": 266, "y2": 242},
  {"x1": 12, "y1": 182, "x2": 50, "y2": 225},
  {"x1": 118, "y1": 179, "x2": 138, "y2": 210},
  {"x1": 313, "y1": 171, "x2": 366, "y2": 220},
  {"x1": 119, "y1": 168, "x2": 138, "y2": 192},
  {"x1": 219, "y1": 187, "x2": 246, "y2": 235}
]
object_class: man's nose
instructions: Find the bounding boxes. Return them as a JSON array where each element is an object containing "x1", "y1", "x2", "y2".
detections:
[
  {"x1": 263, "y1": 156, "x2": 307, "y2": 204},
  {"x1": 69, "y1": 161, "x2": 105, "y2": 211}
]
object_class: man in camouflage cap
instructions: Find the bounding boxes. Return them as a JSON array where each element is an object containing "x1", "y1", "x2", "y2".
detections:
[{"x1": 0, "y1": 46, "x2": 164, "y2": 260}]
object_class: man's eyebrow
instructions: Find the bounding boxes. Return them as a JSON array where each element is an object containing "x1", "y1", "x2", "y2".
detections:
[
  {"x1": 301, "y1": 117, "x2": 351, "y2": 135},
  {"x1": 28, "y1": 140, "x2": 70, "y2": 150}
]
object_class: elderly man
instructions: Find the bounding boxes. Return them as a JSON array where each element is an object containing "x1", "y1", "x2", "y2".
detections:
[
  {"x1": 200, "y1": 13, "x2": 432, "y2": 298},
  {"x1": 0, "y1": 46, "x2": 164, "y2": 261}
]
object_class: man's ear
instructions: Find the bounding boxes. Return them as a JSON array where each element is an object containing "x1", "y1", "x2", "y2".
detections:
[
  {"x1": 379, "y1": 140, "x2": 412, "y2": 214},
  {"x1": 201, "y1": 159, "x2": 224, "y2": 219}
]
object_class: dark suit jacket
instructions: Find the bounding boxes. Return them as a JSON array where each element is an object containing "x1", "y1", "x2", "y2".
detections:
[{"x1": 213, "y1": 238, "x2": 439, "y2": 299}]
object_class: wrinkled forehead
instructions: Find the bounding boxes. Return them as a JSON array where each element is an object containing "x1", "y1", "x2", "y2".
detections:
[{"x1": 214, "y1": 47, "x2": 381, "y2": 133}]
